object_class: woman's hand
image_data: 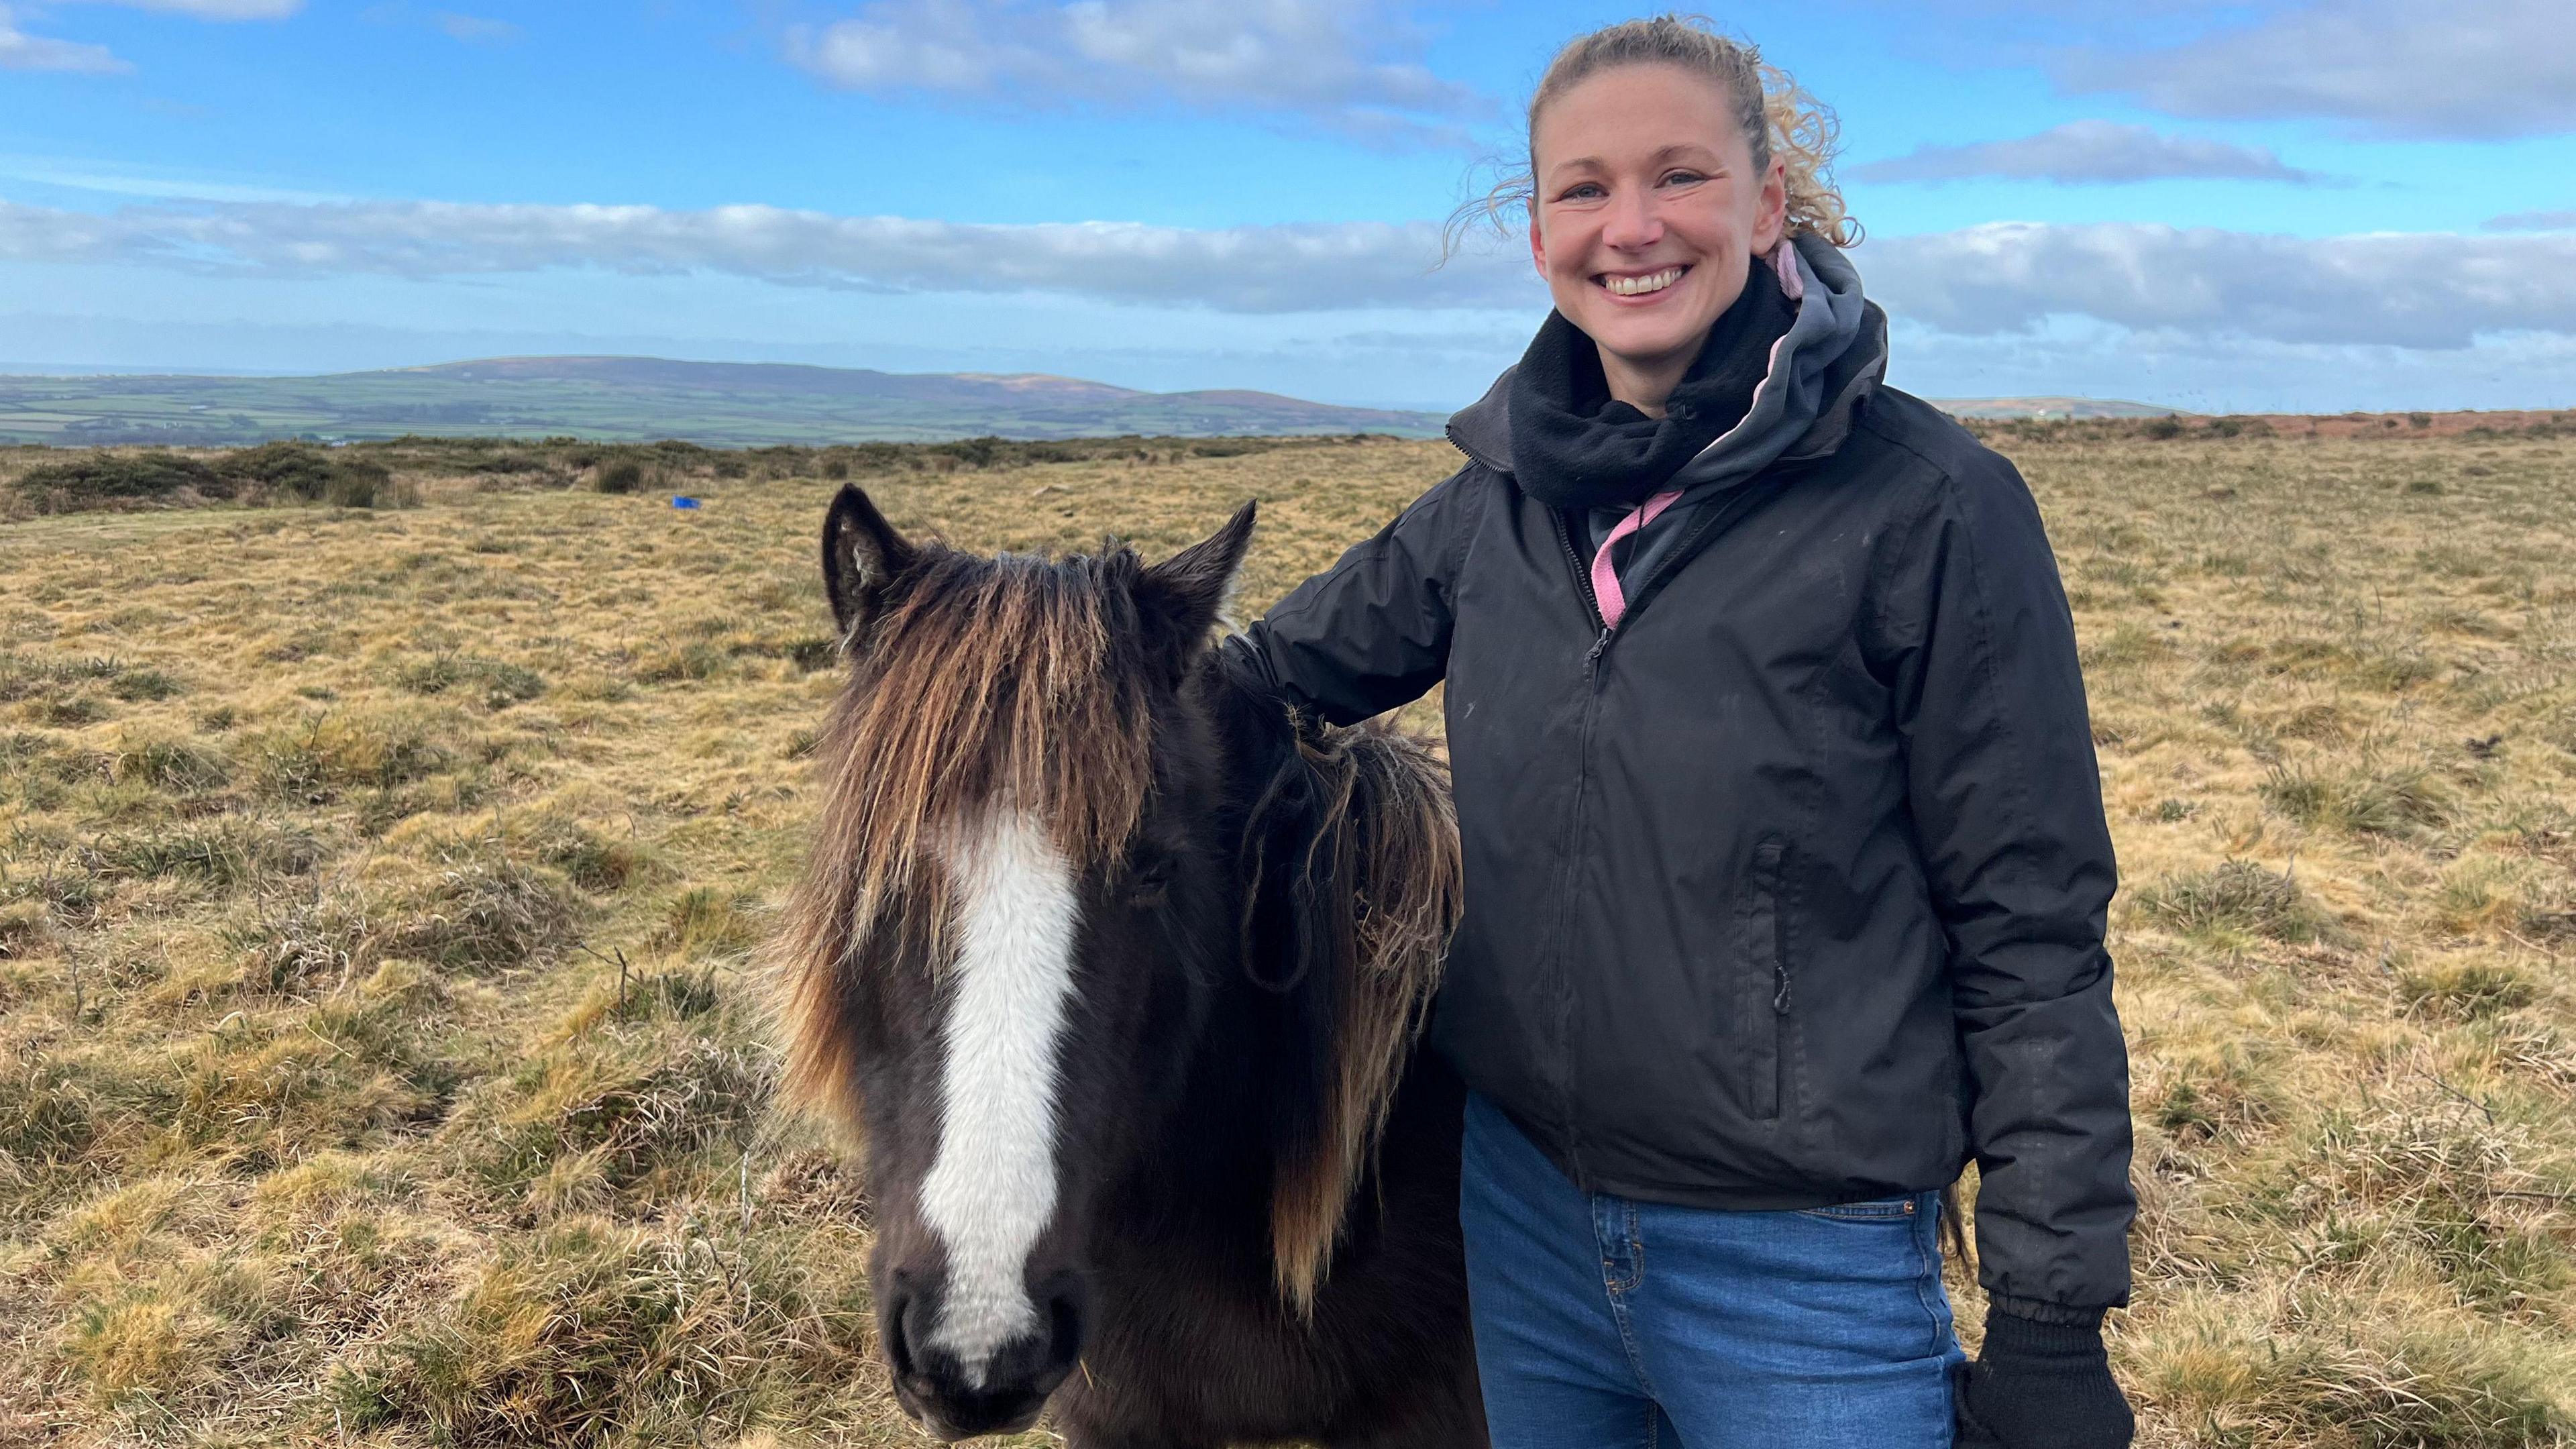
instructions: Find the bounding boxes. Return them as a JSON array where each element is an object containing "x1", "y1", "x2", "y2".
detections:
[{"x1": 1953, "y1": 1310, "x2": 2135, "y2": 1449}]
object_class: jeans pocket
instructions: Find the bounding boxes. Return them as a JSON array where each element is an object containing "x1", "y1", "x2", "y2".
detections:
[{"x1": 1794, "y1": 1193, "x2": 1921, "y2": 1223}]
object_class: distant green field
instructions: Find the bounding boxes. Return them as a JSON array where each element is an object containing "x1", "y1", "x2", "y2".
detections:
[{"x1": 0, "y1": 357, "x2": 1452, "y2": 447}]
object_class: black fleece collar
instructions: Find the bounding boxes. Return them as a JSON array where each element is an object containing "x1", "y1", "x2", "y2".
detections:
[
  {"x1": 1502, "y1": 258, "x2": 1793, "y2": 513},
  {"x1": 1445, "y1": 272, "x2": 1890, "y2": 486}
]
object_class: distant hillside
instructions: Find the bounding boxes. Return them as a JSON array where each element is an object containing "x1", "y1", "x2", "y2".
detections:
[
  {"x1": 1931, "y1": 396, "x2": 2184, "y2": 420},
  {"x1": 0, "y1": 356, "x2": 1452, "y2": 447}
]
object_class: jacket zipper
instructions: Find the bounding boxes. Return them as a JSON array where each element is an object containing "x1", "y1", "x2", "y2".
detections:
[
  {"x1": 1770, "y1": 855, "x2": 1792, "y2": 1119},
  {"x1": 1753, "y1": 839, "x2": 1791, "y2": 1122},
  {"x1": 1539, "y1": 507, "x2": 1607, "y2": 1177},
  {"x1": 1547, "y1": 507, "x2": 1612, "y2": 646}
]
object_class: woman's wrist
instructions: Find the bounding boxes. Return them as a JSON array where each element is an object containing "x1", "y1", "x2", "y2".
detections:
[
  {"x1": 1981, "y1": 1307, "x2": 2108, "y2": 1359},
  {"x1": 1986, "y1": 1296, "x2": 2108, "y2": 1333}
]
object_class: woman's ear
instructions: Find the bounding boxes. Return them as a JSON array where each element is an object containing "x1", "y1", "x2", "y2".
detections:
[
  {"x1": 1754, "y1": 156, "x2": 1788, "y2": 257},
  {"x1": 1528, "y1": 206, "x2": 1549, "y2": 279},
  {"x1": 820, "y1": 484, "x2": 916, "y2": 644}
]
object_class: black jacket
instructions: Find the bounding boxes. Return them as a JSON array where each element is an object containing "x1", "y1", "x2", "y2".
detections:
[{"x1": 1223, "y1": 339, "x2": 2135, "y2": 1317}]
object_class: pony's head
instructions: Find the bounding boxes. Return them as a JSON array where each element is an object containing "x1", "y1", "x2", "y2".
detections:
[
  {"x1": 773, "y1": 486, "x2": 1454, "y2": 1440},
  {"x1": 773, "y1": 485, "x2": 1249, "y2": 1436}
]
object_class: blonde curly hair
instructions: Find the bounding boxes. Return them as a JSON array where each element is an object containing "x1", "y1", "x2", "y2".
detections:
[{"x1": 1446, "y1": 14, "x2": 1859, "y2": 258}]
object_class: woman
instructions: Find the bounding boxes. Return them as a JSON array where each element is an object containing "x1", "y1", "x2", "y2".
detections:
[{"x1": 1221, "y1": 16, "x2": 2137, "y2": 1449}]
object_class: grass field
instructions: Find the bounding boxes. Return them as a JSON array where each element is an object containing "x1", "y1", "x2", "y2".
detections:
[{"x1": 1, "y1": 419, "x2": 2572, "y2": 1447}]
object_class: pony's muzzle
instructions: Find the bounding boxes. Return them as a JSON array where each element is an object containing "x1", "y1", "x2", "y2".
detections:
[{"x1": 885, "y1": 1269, "x2": 1088, "y2": 1440}]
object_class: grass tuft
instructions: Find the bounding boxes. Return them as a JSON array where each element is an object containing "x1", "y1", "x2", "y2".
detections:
[
  {"x1": 394, "y1": 651, "x2": 547, "y2": 709},
  {"x1": 651, "y1": 886, "x2": 763, "y2": 961},
  {"x1": 248, "y1": 712, "x2": 455, "y2": 804},
  {"x1": 2135, "y1": 858, "x2": 2333, "y2": 947},
  {"x1": 380, "y1": 853, "x2": 582, "y2": 973}
]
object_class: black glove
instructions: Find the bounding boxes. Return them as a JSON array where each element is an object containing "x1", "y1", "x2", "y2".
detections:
[{"x1": 1953, "y1": 1308, "x2": 2134, "y2": 1449}]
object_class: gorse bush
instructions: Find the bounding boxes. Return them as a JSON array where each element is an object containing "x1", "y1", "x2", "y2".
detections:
[
  {"x1": 214, "y1": 441, "x2": 397, "y2": 506},
  {"x1": 590, "y1": 458, "x2": 652, "y2": 494},
  {"x1": 7, "y1": 451, "x2": 230, "y2": 514},
  {"x1": 5, "y1": 442, "x2": 411, "y2": 517}
]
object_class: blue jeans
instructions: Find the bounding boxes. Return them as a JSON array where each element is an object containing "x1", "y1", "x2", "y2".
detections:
[{"x1": 1461, "y1": 1090, "x2": 1963, "y2": 1448}]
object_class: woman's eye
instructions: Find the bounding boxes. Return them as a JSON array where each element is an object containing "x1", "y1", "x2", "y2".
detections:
[
  {"x1": 1660, "y1": 170, "x2": 1707, "y2": 188},
  {"x1": 1557, "y1": 182, "x2": 1605, "y2": 202}
]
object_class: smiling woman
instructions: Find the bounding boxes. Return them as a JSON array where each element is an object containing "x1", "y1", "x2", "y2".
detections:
[
  {"x1": 1448, "y1": 20, "x2": 1854, "y2": 417},
  {"x1": 1223, "y1": 13, "x2": 2143, "y2": 1449}
]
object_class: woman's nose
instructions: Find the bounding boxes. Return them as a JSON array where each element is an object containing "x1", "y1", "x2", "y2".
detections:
[{"x1": 1600, "y1": 186, "x2": 1662, "y2": 250}]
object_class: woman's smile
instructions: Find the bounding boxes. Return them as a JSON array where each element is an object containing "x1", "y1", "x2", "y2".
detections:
[{"x1": 1598, "y1": 264, "x2": 1692, "y2": 299}]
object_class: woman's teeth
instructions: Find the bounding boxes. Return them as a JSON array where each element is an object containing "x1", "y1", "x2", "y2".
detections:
[{"x1": 1603, "y1": 266, "x2": 1685, "y2": 297}]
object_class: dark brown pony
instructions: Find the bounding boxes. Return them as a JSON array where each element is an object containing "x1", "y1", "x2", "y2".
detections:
[{"x1": 773, "y1": 485, "x2": 1487, "y2": 1447}]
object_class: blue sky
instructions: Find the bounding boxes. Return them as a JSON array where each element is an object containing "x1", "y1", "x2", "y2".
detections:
[{"x1": 3, "y1": 0, "x2": 2572, "y2": 412}]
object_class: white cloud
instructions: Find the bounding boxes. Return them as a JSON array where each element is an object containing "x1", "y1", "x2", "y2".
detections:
[
  {"x1": 0, "y1": 198, "x2": 1536, "y2": 311},
  {"x1": 0, "y1": 5, "x2": 129, "y2": 70},
  {"x1": 73, "y1": 0, "x2": 302, "y2": 17},
  {"x1": 0, "y1": 154, "x2": 350, "y2": 203},
  {"x1": 432, "y1": 11, "x2": 516, "y2": 44},
  {"x1": 2485, "y1": 209, "x2": 2576, "y2": 233},
  {"x1": 10, "y1": 197, "x2": 2576, "y2": 354},
  {"x1": 1850, "y1": 121, "x2": 2324, "y2": 186},
  {"x1": 1864, "y1": 223, "x2": 2576, "y2": 348},
  {"x1": 1892, "y1": 322, "x2": 2576, "y2": 415},
  {"x1": 785, "y1": 0, "x2": 1489, "y2": 144},
  {"x1": 2059, "y1": 0, "x2": 2576, "y2": 140}
]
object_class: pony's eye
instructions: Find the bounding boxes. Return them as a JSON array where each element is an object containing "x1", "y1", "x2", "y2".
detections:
[{"x1": 1124, "y1": 854, "x2": 1177, "y2": 904}]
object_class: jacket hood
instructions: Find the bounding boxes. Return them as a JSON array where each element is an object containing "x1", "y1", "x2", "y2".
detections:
[{"x1": 1447, "y1": 229, "x2": 1888, "y2": 481}]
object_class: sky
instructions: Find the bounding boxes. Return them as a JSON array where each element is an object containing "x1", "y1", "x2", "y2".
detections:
[{"x1": 2, "y1": 0, "x2": 2572, "y2": 413}]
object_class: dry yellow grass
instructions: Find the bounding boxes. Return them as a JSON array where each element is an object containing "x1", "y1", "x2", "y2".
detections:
[{"x1": 1, "y1": 423, "x2": 2571, "y2": 1446}]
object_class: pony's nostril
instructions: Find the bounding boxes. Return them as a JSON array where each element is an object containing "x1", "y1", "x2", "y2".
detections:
[
  {"x1": 883, "y1": 1285, "x2": 924, "y2": 1381},
  {"x1": 1041, "y1": 1272, "x2": 1089, "y2": 1377}
]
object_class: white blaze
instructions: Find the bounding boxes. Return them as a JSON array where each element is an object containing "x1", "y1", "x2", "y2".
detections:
[{"x1": 919, "y1": 807, "x2": 1081, "y2": 1387}]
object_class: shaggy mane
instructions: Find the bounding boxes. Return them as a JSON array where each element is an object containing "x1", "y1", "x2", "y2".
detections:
[{"x1": 1253, "y1": 720, "x2": 1460, "y2": 1311}]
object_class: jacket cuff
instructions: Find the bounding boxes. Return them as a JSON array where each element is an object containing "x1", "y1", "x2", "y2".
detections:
[{"x1": 1987, "y1": 1295, "x2": 2108, "y2": 1331}]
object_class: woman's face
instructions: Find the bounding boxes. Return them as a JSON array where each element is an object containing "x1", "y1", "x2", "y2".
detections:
[{"x1": 1529, "y1": 63, "x2": 1788, "y2": 392}]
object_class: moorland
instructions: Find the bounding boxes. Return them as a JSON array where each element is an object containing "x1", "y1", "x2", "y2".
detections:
[{"x1": 1, "y1": 414, "x2": 2573, "y2": 1447}]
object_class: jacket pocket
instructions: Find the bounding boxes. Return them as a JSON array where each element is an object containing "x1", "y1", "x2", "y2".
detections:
[{"x1": 1740, "y1": 838, "x2": 1792, "y2": 1122}]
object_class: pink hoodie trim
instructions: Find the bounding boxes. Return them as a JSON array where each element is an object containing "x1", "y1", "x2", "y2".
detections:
[{"x1": 1590, "y1": 488, "x2": 1683, "y2": 628}]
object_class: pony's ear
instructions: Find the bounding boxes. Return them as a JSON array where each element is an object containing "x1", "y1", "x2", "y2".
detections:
[
  {"x1": 1135, "y1": 500, "x2": 1256, "y2": 675},
  {"x1": 821, "y1": 484, "x2": 916, "y2": 642}
]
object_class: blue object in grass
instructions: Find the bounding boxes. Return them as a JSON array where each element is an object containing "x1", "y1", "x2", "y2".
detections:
[{"x1": 672, "y1": 496, "x2": 701, "y2": 509}]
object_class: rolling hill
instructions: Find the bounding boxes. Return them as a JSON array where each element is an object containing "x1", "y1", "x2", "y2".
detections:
[
  {"x1": 1929, "y1": 396, "x2": 2184, "y2": 420},
  {"x1": 0, "y1": 356, "x2": 1453, "y2": 447}
]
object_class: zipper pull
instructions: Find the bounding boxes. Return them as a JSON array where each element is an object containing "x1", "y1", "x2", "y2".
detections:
[
  {"x1": 1773, "y1": 963, "x2": 1792, "y2": 1014},
  {"x1": 1586, "y1": 629, "x2": 1611, "y2": 666}
]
